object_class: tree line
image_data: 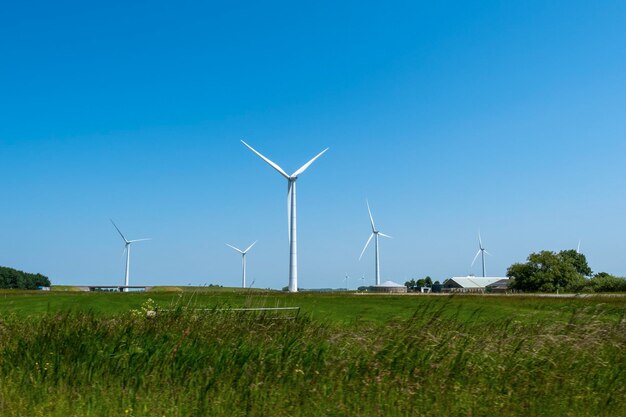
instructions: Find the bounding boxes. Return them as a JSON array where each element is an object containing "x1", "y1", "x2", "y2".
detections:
[{"x1": 0, "y1": 266, "x2": 51, "y2": 290}]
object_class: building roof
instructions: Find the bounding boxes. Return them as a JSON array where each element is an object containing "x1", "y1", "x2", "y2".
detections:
[
  {"x1": 486, "y1": 279, "x2": 510, "y2": 289},
  {"x1": 445, "y1": 276, "x2": 508, "y2": 288},
  {"x1": 375, "y1": 280, "x2": 406, "y2": 288}
]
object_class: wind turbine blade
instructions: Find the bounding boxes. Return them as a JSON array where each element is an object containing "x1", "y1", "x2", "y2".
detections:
[
  {"x1": 577, "y1": 240, "x2": 581, "y2": 254},
  {"x1": 366, "y1": 200, "x2": 376, "y2": 232},
  {"x1": 110, "y1": 219, "x2": 128, "y2": 243},
  {"x1": 378, "y1": 232, "x2": 393, "y2": 239},
  {"x1": 484, "y1": 250, "x2": 492, "y2": 256},
  {"x1": 241, "y1": 140, "x2": 290, "y2": 179},
  {"x1": 478, "y1": 231, "x2": 483, "y2": 249},
  {"x1": 243, "y1": 240, "x2": 258, "y2": 253},
  {"x1": 128, "y1": 238, "x2": 151, "y2": 243},
  {"x1": 225, "y1": 243, "x2": 244, "y2": 254},
  {"x1": 291, "y1": 147, "x2": 329, "y2": 177},
  {"x1": 359, "y1": 233, "x2": 375, "y2": 261},
  {"x1": 471, "y1": 250, "x2": 481, "y2": 267}
]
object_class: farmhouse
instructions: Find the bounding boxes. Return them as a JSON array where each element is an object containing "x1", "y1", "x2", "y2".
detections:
[{"x1": 443, "y1": 276, "x2": 509, "y2": 293}]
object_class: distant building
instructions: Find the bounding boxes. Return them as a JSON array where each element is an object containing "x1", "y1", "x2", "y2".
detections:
[
  {"x1": 372, "y1": 280, "x2": 407, "y2": 293},
  {"x1": 443, "y1": 276, "x2": 509, "y2": 293},
  {"x1": 485, "y1": 279, "x2": 510, "y2": 293}
]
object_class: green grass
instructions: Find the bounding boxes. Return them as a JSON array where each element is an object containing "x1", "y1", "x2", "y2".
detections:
[
  {"x1": 1, "y1": 288, "x2": 624, "y2": 324},
  {"x1": 0, "y1": 290, "x2": 624, "y2": 416}
]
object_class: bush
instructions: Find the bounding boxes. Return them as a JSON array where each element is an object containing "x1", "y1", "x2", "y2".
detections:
[{"x1": 585, "y1": 272, "x2": 626, "y2": 293}]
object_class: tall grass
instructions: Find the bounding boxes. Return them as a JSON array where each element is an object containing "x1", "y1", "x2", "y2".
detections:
[{"x1": 0, "y1": 302, "x2": 624, "y2": 416}]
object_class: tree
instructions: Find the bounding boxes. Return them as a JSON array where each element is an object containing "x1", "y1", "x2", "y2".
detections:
[
  {"x1": 405, "y1": 277, "x2": 433, "y2": 292},
  {"x1": 507, "y1": 251, "x2": 586, "y2": 293},
  {"x1": 0, "y1": 266, "x2": 51, "y2": 289},
  {"x1": 559, "y1": 249, "x2": 592, "y2": 276}
]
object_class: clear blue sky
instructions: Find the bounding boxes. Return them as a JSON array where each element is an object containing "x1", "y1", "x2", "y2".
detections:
[{"x1": 1, "y1": 1, "x2": 625, "y2": 289}]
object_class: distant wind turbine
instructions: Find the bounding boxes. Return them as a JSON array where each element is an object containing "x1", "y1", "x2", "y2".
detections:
[
  {"x1": 471, "y1": 232, "x2": 491, "y2": 277},
  {"x1": 577, "y1": 239, "x2": 581, "y2": 254},
  {"x1": 226, "y1": 241, "x2": 257, "y2": 288},
  {"x1": 359, "y1": 200, "x2": 392, "y2": 286},
  {"x1": 241, "y1": 140, "x2": 328, "y2": 293},
  {"x1": 110, "y1": 219, "x2": 151, "y2": 291}
]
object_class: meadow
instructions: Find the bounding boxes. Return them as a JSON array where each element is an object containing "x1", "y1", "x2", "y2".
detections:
[{"x1": 0, "y1": 288, "x2": 624, "y2": 416}]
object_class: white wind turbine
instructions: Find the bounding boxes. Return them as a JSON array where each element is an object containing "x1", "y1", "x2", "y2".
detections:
[
  {"x1": 241, "y1": 140, "x2": 328, "y2": 293},
  {"x1": 577, "y1": 239, "x2": 581, "y2": 254},
  {"x1": 359, "y1": 200, "x2": 392, "y2": 286},
  {"x1": 226, "y1": 241, "x2": 257, "y2": 288},
  {"x1": 471, "y1": 232, "x2": 491, "y2": 277},
  {"x1": 110, "y1": 219, "x2": 151, "y2": 291}
]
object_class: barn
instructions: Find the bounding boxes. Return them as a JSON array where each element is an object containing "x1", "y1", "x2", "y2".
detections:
[{"x1": 443, "y1": 276, "x2": 509, "y2": 293}]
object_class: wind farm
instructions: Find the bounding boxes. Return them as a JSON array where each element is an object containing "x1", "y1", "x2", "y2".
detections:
[{"x1": 2, "y1": 1, "x2": 626, "y2": 416}]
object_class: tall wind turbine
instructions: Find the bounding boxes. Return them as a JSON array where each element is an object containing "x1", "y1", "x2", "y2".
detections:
[
  {"x1": 471, "y1": 232, "x2": 491, "y2": 277},
  {"x1": 241, "y1": 140, "x2": 328, "y2": 293},
  {"x1": 226, "y1": 241, "x2": 257, "y2": 288},
  {"x1": 359, "y1": 200, "x2": 392, "y2": 286},
  {"x1": 110, "y1": 219, "x2": 151, "y2": 291}
]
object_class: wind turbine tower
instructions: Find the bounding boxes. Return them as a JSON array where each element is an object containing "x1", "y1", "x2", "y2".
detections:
[
  {"x1": 471, "y1": 232, "x2": 491, "y2": 277},
  {"x1": 110, "y1": 219, "x2": 151, "y2": 291},
  {"x1": 241, "y1": 141, "x2": 328, "y2": 293},
  {"x1": 226, "y1": 241, "x2": 257, "y2": 288},
  {"x1": 359, "y1": 200, "x2": 392, "y2": 285}
]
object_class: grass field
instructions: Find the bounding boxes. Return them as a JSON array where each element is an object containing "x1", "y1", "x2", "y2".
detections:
[{"x1": 0, "y1": 288, "x2": 624, "y2": 416}]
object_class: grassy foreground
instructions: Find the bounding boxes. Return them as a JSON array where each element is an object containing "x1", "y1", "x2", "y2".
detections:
[{"x1": 0, "y1": 292, "x2": 624, "y2": 416}]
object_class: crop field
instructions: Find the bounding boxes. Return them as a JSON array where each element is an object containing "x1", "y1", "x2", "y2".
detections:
[{"x1": 0, "y1": 289, "x2": 624, "y2": 416}]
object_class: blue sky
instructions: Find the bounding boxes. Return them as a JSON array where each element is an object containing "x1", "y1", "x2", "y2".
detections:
[{"x1": 1, "y1": 1, "x2": 625, "y2": 289}]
